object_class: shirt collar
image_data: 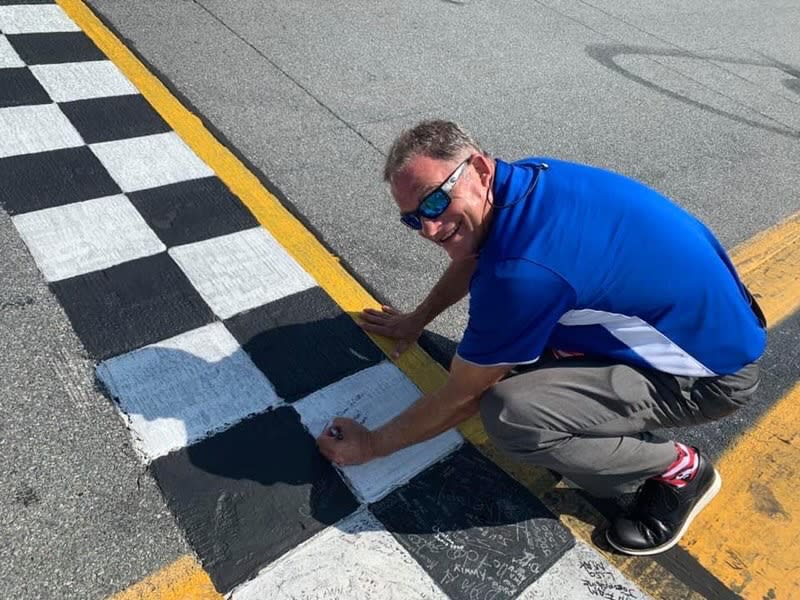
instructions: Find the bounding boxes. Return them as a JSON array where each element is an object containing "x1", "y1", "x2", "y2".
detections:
[{"x1": 491, "y1": 158, "x2": 536, "y2": 206}]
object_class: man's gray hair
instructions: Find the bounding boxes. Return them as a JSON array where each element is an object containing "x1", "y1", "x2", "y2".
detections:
[{"x1": 383, "y1": 120, "x2": 485, "y2": 182}]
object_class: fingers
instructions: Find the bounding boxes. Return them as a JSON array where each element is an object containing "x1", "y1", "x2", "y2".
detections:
[
  {"x1": 331, "y1": 416, "x2": 352, "y2": 428},
  {"x1": 392, "y1": 339, "x2": 410, "y2": 358},
  {"x1": 361, "y1": 310, "x2": 394, "y2": 324},
  {"x1": 362, "y1": 305, "x2": 400, "y2": 319},
  {"x1": 358, "y1": 313, "x2": 398, "y2": 336},
  {"x1": 315, "y1": 418, "x2": 375, "y2": 467},
  {"x1": 358, "y1": 318, "x2": 388, "y2": 333}
]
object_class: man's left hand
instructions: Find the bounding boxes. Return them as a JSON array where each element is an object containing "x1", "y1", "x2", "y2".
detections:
[{"x1": 316, "y1": 417, "x2": 377, "y2": 466}]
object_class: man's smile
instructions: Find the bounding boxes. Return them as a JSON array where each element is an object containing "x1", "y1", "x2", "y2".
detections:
[{"x1": 437, "y1": 223, "x2": 461, "y2": 245}]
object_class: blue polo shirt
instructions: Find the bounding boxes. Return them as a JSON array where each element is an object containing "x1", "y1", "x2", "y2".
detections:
[{"x1": 456, "y1": 158, "x2": 766, "y2": 376}]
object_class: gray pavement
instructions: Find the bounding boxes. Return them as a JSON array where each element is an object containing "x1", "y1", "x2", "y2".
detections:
[
  {"x1": 0, "y1": 209, "x2": 189, "y2": 599},
  {"x1": 3, "y1": 0, "x2": 800, "y2": 596},
  {"x1": 86, "y1": 0, "x2": 800, "y2": 354}
]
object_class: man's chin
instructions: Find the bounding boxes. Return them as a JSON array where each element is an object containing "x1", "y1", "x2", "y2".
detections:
[{"x1": 444, "y1": 241, "x2": 471, "y2": 261}]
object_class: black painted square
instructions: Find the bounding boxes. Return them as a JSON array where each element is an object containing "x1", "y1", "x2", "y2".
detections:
[
  {"x1": 50, "y1": 253, "x2": 214, "y2": 360},
  {"x1": 151, "y1": 406, "x2": 359, "y2": 593},
  {"x1": 59, "y1": 94, "x2": 170, "y2": 144},
  {"x1": 128, "y1": 177, "x2": 258, "y2": 247},
  {"x1": 372, "y1": 444, "x2": 575, "y2": 598},
  {"x1": 0, "y1": 67, "x2": 50, "y2": 107},
  {"x1": 225, "y1": 287, "x2": 384, "y2": 402},
  {"x1": 6, "y1": 32, "x2": 104, "y2": 64},
  {"x1": 0, "y1": 146, "x2": 120, "y2": 215}
]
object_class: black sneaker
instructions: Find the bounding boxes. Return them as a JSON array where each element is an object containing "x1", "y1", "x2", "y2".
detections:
[{"x1": 605, "y1": 449, "x2": 721, "y2": 555}]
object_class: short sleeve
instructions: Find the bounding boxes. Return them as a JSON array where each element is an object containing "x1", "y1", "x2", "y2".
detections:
[{"x1": 456, "y1": 258, "x2": 576, "y2": 366}]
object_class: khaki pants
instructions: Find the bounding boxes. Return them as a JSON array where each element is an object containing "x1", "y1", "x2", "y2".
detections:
[{"x1": 479, "y1": 357, "x2": 760, "y2": 497}]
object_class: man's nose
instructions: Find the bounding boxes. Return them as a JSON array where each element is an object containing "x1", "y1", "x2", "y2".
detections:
[{"x1": 419, "y1": 217, "x2": 440, "y2": 239}]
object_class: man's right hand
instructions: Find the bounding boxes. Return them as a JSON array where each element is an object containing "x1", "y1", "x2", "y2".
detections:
[{"x1": 358, "y1": 305, "x2": 426, "y2": 358}]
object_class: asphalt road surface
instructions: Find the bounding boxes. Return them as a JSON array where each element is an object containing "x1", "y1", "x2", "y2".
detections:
[
  {"x1": 84, "y1": 0, "x2": 800, "y2": 354},
  {"x1": 2, "y1": 1, "x2": 799, "y2": 598}
]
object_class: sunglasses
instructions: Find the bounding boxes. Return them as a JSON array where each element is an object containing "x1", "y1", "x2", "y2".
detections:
[{"x1": 400, "y1": 158, "x2": 470, "y2": 230}]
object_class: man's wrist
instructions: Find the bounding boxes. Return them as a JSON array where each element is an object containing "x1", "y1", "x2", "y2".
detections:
[
  {"x1": 411, "y1": 304, "x2": 433, "y2": 328},
  {"x1": 367, "y1": 430, "x2": 385, "y2": 459}
]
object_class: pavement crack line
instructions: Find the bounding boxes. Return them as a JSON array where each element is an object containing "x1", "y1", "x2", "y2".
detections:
[{"x1": 187, "y1": 0, "x2": 387, "y2": 158}]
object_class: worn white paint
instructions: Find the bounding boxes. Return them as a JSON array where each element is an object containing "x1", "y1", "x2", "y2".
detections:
[
  {"x1": 517, "y1": 541, "x2": 649, "y2": 599},
  {"x1": 0, "y1": 5, "x2": 79, "y2": 34},
  {"x1": 12, "y1": 195, "x2": 165, "y2": 281},
  {"x1": 230, "y1": 508, "x2": 446, "y2": 600},
  {"x1": 0, "y1": 35, "x2": 24, "y2": 68},
  {"x1": 30, "y1": 61, "x2": 137, "y2": 103},
  {"x1": 90, "y1": 132, "x2": 213, "y2": 192},
  {"x1": 294, "y1": 361, "x2": 462, "y2": 502},
  {"x1": 0, "y1": 104, "x2": 83, "y2": 159},
  {"x1": 169, "y1": 227, "x2": 315, "y2": 319},
  {"x1": 97, "y1": 322, "x2": 280, "y2": 462}
]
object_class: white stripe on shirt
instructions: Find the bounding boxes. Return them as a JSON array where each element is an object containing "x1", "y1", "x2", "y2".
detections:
[{"x1": 558, "y1": 308, "x2": 717, "y2": 377}]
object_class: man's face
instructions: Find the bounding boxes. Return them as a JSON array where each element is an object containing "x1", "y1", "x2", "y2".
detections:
[{"x1": 390, "y1": 153, "x2": 493, "y2": 260}]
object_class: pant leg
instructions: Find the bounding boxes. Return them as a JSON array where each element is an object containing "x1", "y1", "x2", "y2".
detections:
[{"x1": 479, "y1": 358, "x2": 759, "y2": 497}]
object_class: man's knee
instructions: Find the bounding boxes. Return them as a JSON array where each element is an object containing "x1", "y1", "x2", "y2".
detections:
[
  {"x1": 479, "y1": 385, "x2": 508, "y2": 445},
  {"x1": 479, "y1": 384, "x2": 560, "y2": 458},
  {"x1": 691, "y1": 362, "x2": 760, "y2": 420}
]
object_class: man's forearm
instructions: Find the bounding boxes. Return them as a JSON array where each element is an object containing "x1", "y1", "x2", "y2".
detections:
[
  {"x1": 413, "y1": 256, "x2": 477, "y2": 325},
  {"x1": 370, "y1": 388, "x2": 479, "y2": 458}
]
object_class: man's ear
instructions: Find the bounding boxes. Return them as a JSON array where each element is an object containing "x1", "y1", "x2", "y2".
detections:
[{"x1": 471, "y1": 153, "x2": 493, "y2": 187}]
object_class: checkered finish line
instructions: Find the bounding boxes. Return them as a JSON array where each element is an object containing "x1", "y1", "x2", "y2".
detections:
[{"x1": 1, "y1": 2, "x2": 649, "y2": 598}]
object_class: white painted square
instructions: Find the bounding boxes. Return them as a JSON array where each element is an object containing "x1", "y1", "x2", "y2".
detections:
[
  {"x1": 294, "y1": 361, "x2": 463, "y2": 503},
  {"x1": 169, "y1": 227, "x2": 315, "y2": 319},
  {"x1": 517, "y1": 541, "x2": 649, "y2": 599},
  {"x1": 0, "y1": 104, "x2": 83, "y2": 159},
  {"x1": 12, "y1": 195, "x2": 165, "y2": 282},
  {"x1": 97, "y1": 322, "x2": 280, "y2": 462},
  {"x1": 0, "y1": 35, "x2": 24, "y2": 68},
  {"x1": 0, "y1": 5, "x2": 79, "y2": 34},
  {"x1": 30, "y1": 61, "x2": 137, "y2": 103},
  {"x1": 90, "y1": 132, "x2": 214, "y2": 193},
  {"x1": 231, "y1": 509, "x2": 446, "y2": 600}
]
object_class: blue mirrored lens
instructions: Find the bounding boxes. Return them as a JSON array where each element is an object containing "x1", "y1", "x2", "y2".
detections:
[
  {"x1": 400, "y1": 213, "x2": 422, "y2": 229},
  {"x1": 419, "y1": 190, "x2": 450, "y2": 218}
]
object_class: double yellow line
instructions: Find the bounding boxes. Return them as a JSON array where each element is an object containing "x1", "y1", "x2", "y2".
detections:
[{"x1": 53, "y1": 1, "x2": 800, "y2": 598}]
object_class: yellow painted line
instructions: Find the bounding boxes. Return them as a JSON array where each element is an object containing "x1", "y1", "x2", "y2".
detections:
[
  {"x1": 683, "y1": 383, "x2": 800, "y2": 599},
  {"x1": 459, "y1": 417, "x2": 710, "y2": 599},
  {"x1": 108, "y1": 555, "x2": 222, "y2": 600},
  {"x1": 680, "y1": 212, "x2": 800, "y2": 599},
  {"x1": 731, "y1": 210, "x2": 800, "y2": 328},
  {"x1": 57, "y1": 1, "x2": 446, "y2": 597},
  {"x1": 56, "y1": 1, "x2": 800, "y2": 599},
  {"x1": 56, "y1": 0, "x2": 446, "y2": 395}
]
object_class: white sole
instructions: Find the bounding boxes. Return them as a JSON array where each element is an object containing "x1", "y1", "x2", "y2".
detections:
[{"x1": 605, "y1": 468, "x2": 722, "y2": 556}]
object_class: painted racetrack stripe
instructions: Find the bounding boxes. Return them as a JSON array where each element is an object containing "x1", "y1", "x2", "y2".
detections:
[
  {"x1": 680, "y1": 212, "x2": 800, "y2": 599},
  {"x1": 107, "y1": 555, "x2": 221, "y2": 600},
  {"x1": 732, "y1": 209, "x2": 800, "y2": 328},
  {"x1": 44, "y1": 0, "x2": 800, "y2": 598},
  {"x1": 48, "y1": 1, "x2": 571, "y2": 597},
  {"x1": 52, "y1": 0, "x2": 449, "y2": 396}
]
